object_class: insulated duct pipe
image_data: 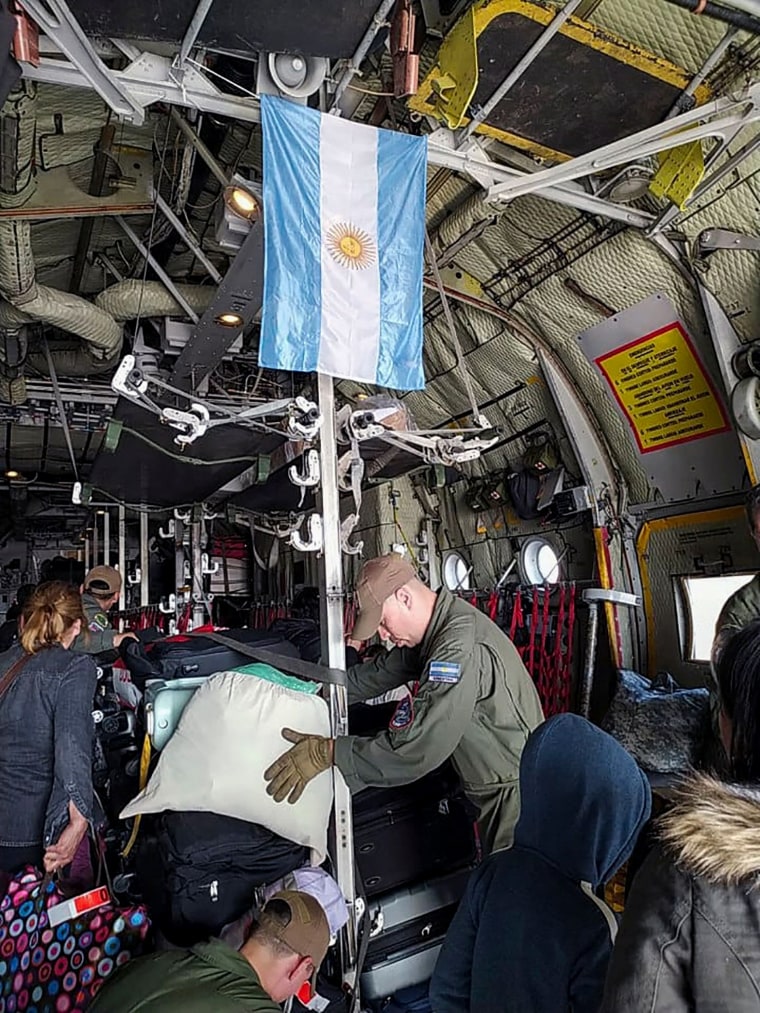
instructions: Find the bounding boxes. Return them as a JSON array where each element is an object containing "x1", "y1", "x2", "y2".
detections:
[
  {"x1": 664, "y1": 0, "x2": 760, "y2": 33},
  {"x1": 0, "y1": 86, "x2": 216, "y2": 388}
]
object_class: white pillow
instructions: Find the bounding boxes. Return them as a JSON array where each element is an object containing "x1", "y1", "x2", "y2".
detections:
[{"x1": 120, "y1": 670, "x2": 334, "y2": 864}]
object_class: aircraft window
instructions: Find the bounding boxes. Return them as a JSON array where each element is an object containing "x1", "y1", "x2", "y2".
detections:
[
  {"x1": 443, "y1": 551, "x2": 471, "y2": 591},
  {"x1": 680, "y1": 573, "x2": 756, "y2": 662},
  {"x1": 519, "y1": 536, "x2": 561, "y2": 586}
]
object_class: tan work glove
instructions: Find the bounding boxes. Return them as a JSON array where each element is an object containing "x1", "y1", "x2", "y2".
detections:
[{"x1": 264, "y1": 727, "x2": 335, "y2": 804}]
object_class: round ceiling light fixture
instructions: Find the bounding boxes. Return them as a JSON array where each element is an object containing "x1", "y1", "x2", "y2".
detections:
[
  {"x1": 216, "y1": 312, "x2": 244, "y2": 328},
  {"x1": 607, "y1": 167, "x2": 654, "y2": 205},
  {"x1": 223, "y1": 185, "x2": 260, "y2": 222},
  {"x1": 5, "y1": 469, "x2": 20, "y2": 479}
]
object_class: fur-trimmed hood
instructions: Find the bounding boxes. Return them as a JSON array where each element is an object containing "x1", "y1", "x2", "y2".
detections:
[{"x1": 660, "y1": 773, "x2": 760, "y2": 886}]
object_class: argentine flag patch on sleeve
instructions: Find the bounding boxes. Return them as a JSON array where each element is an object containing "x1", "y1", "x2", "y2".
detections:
[{"x1": 429, "y1": 661, "x2": 461, "y2": 684}]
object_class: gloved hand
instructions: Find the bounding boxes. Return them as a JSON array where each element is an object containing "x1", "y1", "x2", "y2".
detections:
[{"x1": 264, "y1": 727, "x2": 335, "y2": 804}]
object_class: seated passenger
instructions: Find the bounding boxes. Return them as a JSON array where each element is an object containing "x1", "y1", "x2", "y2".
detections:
[
  {"x1": 90, "y1": 890, "x2": 330, "y2": 1013},
  {"x1": 0, "y1": 581, "x2": 97, "y2": 875},
  {"x1": 601, "y1": 619, "x2": 760, "y2": 1011},
  {"x1": 429, "y1": 713, "x2": 651, "y2": 1013}
]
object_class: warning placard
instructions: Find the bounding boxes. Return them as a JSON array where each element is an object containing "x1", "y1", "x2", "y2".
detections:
[{"x1": 594, "y1": 322, "x2": 730, "y2": 454}]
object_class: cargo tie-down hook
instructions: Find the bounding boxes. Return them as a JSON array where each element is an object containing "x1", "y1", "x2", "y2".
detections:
[{"x1": 289, "y1": 514, "x2": 324, "y2": 553}]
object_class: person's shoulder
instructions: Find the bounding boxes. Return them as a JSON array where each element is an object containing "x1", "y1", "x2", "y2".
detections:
[{"x1": 60, "y1": 648, "x2": 98, "y2": 680}]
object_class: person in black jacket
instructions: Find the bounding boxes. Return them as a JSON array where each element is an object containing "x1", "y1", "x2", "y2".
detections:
[
  {"x1": 429, "y1": 713, "x2": 651, "y2": 1013},
  {"x1": 601, "y1": 619, "x2": 760, "y2": 1012},
  {"x1": 0, "y1": 582, "x2": 35, "y2": 653}
]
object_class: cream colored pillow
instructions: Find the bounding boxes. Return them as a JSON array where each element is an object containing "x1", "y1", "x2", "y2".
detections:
[{"x1": 121, "y1": 670, "x2": 334, "y2": 863}]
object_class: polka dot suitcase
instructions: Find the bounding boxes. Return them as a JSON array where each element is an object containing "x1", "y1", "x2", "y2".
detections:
[{"x1": 0, "y1": 867, "x2": 151, "y2": 1012}]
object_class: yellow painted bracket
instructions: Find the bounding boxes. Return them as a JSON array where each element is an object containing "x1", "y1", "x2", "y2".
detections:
[
  {"x1": 649, "y1": 140, "x2": 705, "y2": 209},
  {"x1": 410, "y1": 0, "x2": 711, "y2": 162},
  {"x1": 419, "y1": 4, "x2": 478, "y2": 129}
]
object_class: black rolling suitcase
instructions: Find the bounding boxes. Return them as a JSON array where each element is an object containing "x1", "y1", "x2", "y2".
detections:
[
  {"x1": 361, "y1": 869, "x2": 471, "y2": 1002},
  {"x1": 147, "y1": 628, "x2": 301, "y2": 680},
  {"x1": 353, "y1": 766, "x2": 478, "y2": 898}
]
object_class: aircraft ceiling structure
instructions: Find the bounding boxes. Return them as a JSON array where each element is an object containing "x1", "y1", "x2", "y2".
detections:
[{"x1": 0, "y1": 0, "x2": 758, "y2": 546}]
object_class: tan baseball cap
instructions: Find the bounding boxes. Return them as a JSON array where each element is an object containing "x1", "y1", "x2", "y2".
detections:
[
  {"x1": 352, "y1": 553, "x2": 416, "y2": 641},
  {"x1": 265, "y1": 890, "x2": 330, "y2": 970},
  {"x1": 84, "y1": 565, "x2": 122, "y2": 596}
]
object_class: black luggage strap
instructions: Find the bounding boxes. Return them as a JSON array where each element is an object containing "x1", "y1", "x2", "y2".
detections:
[{"x1": 186, "y1": 630, "x2": 347, "y2": 686}]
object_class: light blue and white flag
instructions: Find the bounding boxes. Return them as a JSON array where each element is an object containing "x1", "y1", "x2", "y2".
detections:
[{"x1": 259, "y1": 95, "x2": 427, "y2": 390}]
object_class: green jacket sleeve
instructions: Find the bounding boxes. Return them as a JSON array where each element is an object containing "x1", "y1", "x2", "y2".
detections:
[
  {"x1": 334, "y1": 642, "x2": 480, "y2": 790},
  {"x1": 73, "y1": 606, "x2": 117, "y2": 654},
  {"x1": 344, "y1": 646, "x2": 420, "y2": 705}
]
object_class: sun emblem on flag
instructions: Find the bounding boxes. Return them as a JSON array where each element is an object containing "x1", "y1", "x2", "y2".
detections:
[{"x1": 326, "y1": 222, "x2": 377, "y2": 270}]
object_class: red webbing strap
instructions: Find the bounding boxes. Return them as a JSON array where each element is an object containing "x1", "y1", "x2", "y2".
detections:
[
  {"x1": 549, "y1": 582, "x2": 567, "y2": 716},
  {"x1": 537, "y1": 587, "x2": 551, "y2": 710},
  {"x1": 528, "y1": 586, "x2": 539, "y2": 680},
  {"x1": 509, "y1": 589, "x2": 522, "y2": 641},
  {"x1": 562, "y1": 582, "x2": 577, "y2": 712},
  {"x1": 487, "y1": 591, "x2": 499, "y2": 622}
]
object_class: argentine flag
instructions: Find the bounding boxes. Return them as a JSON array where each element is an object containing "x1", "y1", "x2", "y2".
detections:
[{"x1": 259, "y1": 95, "x2": 427, "y2": 390}]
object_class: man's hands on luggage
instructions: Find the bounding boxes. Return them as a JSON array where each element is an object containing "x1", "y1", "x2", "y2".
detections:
[{"x1": 264, "y1": 728, "x2": 335, "y2": 804}]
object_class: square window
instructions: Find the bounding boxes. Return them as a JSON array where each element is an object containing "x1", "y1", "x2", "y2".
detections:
[{"x1": 680, "y1": 574, "x2": 756, "y2": 662}]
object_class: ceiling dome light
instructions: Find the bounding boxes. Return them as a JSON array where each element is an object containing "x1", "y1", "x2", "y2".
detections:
[
  {"x1": 224, "y1": 185, "x2": 259, "y2": 221},
  {"x1": 5, "y1": 469, "x2": 19, "y2": 479},
  {"x1": 216, "y1": 312, "x2": 244, "y2": 328}
]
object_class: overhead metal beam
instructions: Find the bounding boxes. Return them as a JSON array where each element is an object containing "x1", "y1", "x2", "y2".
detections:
[
  {"x1": 170, "y1": 220, "x2": 264, "y2": 390},
  {"x1": 17, "y1": 0, "x2": 146, "y2": 122},
  {"x1": 330, "y1": 0, "x2": 397, "y2": 113},
  {"x1": 427, "y1": 134, "x2": 655, "y2": 228},
  {"x1": 152, "y1": 189, "x2": 223, "y2": 283},
  {"x1": 20, "y1": 51, "x2": 261, "y2": 125},
  {"x1": 115, "y1": 216, "x2": 200, "y2": 323},
  {"x1": 459, "y1": 0, "x2": 585, "y2": 144},
  {"x1": 178, "y1": 0, "x2": 215, "y2": 66},
  {"x1": 69, "y1": 123, "x2": 115, "y2": 293},
  {"x1": 487, "y1": 82, "x2": 760, "y2": 202}
]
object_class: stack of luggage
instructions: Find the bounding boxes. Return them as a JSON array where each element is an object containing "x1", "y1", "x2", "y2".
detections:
[{"x1": 117, "y1": 626, "x2": 478, "y2": 1007}]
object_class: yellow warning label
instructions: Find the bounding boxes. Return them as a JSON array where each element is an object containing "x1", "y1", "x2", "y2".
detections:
[{"x1": 595, "y1": 323, "x2": 729, "y2": 453}]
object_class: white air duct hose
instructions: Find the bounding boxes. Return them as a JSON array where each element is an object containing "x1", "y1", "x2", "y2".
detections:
[
  {"x1": 0, "y1": 83, "x2": 216, "y2": 392},
  {"x1": 95, "y1": 279, "x2": 215, "y2": 321}
]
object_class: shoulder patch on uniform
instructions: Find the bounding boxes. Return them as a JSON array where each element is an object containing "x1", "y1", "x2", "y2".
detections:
[
  {"x1": 429, "y1": 660, "x2": 461, "y2": 684},
  {"x1": 89, "y1": 612, "x2": 109, "y2": 631},
  {"x1": 389, "y1": 695, "x2": 414, "y2": 730}
]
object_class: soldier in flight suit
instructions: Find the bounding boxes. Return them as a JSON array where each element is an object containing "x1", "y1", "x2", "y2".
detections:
[
  {"x1": 73, "y1": 565, "x2": 137, "y2": 654},
  {"x1": 265, "y1": 554, "x2": 544, "y2": 853}
]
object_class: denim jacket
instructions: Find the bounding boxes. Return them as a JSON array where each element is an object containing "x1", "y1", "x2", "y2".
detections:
[{"x1": 0, "y1": 644, "x2": 97, "y2": 849}]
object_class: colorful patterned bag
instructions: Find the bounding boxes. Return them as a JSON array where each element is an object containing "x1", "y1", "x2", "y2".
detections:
[{"x1": 0, "y1": 867, "x2": 151, "y2": 1012}]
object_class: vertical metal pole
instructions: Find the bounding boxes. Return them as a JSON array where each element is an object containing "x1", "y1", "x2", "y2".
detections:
[
  {"x1": 316, "y1": 372, "x2": 358, "y2": 984},
  {"x1": 92, "y1": 519, "x2": 98, "y2": 572},
  {"x1": 103, "y1": 510, "x2": 110, "y2": 566},
  {"x1": 425, "y1": 517, "x2": 441, "y2": 590},
  {"x1": 84, "y1": 532, "x2": 91, "y2": 574},
  {"x1": 191, "y1": 519, "x2": 206, "y2": 628},
  {"x1": 175, "y1": 519, "x2": 186, "y2": 597},
  {"x1": 579, "y1": 602, "x2": 599, "y2": 718},
  {"x1": 118, "y1": 504, "x2": 126, "y2": 611},
  {"x1": 139, "y1": 510, "x2": 149, "y2": 607}
]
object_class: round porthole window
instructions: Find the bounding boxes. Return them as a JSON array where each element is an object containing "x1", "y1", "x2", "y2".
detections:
[
  {"x1": 519, "y1": 536, "x2": 561, "y2": 586},
  {"x1": 443, "y1": 551, "x2": 471, "y2": 591}
]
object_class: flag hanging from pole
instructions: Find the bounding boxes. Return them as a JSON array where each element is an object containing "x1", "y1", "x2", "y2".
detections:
[{"x1": 259, "y1": 95, "x2": 427, "y2": 390}]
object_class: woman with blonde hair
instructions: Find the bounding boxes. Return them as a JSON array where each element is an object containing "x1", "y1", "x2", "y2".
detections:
[{"x1": 0, "y1": 581, "x2": 98, "y2": 875}]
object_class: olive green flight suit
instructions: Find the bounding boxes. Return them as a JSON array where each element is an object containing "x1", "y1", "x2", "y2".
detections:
[
  {"x1": 72, "y1": 592, "x2": 118, "y2": 654},
  {"x1": 333, "y1": 588, "x2": 545, "y2": 853}
]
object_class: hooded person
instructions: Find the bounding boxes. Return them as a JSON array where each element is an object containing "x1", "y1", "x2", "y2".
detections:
[
  {"x1": 601, "y1": 619, "x2": 760, "y2": 1011},
  {"x1": 429, "y1": 714, "x2": 651, "y2": 1013}
]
